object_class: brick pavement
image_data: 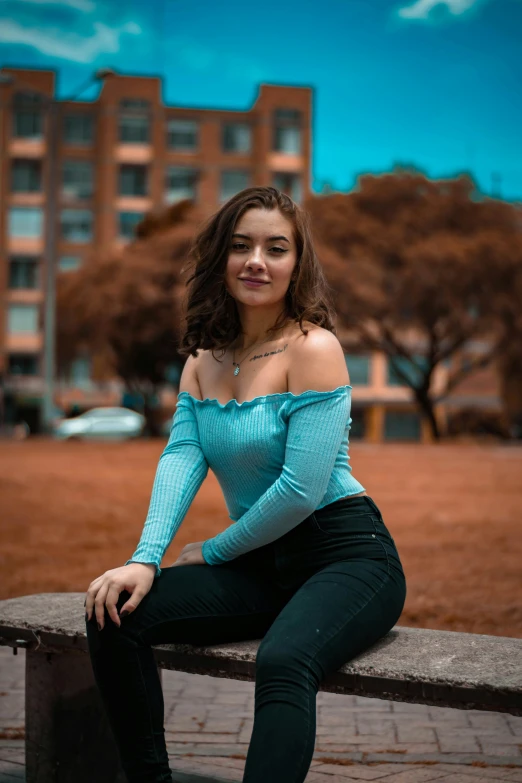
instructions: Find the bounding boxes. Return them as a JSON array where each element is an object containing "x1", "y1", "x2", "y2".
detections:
[{"x1": 1, "y1": 647, "x2": 520, "y2": 782}]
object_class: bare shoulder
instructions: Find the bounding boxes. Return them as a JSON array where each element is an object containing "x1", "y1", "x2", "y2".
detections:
[
  {"x1": 178, "y1": 351, "x2": 204, "y2": 398},
  {"x1": 288, "y1": 323, "x2": 350, "y2": 395}
]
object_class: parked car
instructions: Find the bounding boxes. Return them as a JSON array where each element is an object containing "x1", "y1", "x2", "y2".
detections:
[{"x1": 52, "y1": 407, "x2": 145, "y2": 441}]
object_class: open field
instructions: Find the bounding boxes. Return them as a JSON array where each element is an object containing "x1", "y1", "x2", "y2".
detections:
[{"x1": 1, "y1": 438, "x2": 521, "y2": 638}]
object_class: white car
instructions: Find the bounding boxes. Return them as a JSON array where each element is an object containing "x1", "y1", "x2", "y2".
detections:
[{"x1": 53, "y1": 407, "x2": 145, "y2": 441}]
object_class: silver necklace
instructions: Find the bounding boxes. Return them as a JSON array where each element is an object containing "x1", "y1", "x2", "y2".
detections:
[{"x1": 232, "y1": 337, "x2": 270, "y2": 376}]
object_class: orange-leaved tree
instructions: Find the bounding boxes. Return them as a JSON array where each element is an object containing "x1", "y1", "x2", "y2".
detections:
[
  {"x1": 56, "y1": 200, "x2": 200, "y2": 434},
  {"x1": 307, "y1": 168, "x2": 522, "y2": 439}
]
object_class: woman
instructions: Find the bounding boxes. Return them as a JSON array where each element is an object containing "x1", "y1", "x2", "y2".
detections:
[{"x1": 85, "y1": 186, "x2": 407, "y2": 783}]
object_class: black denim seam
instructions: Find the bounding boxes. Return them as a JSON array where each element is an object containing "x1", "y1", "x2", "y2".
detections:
[
  {"x1": 308, "y1": 509, "x2": 393, "y2": 579},
  {"x1": 370, "y1": 516, "x2": 391, "y2": 576},
  {"x1": 363, "y1": 495, "x2": 383, "y2": 519},
  {"x1": 135, "y1": 647, "x2": 162, "y2": 773},
  {"x1": 310, "y1": 568, "x2": 395, "y2": 658},
  {"x1": 294, "y1": 664, "x2": 313, "y2": 783},
  {"x1": 310, "y1": 511, "x2": 381, "y2": 538}
]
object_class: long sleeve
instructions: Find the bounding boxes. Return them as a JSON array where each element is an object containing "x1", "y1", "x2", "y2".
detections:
[
  {"x1": 201, "y1": 387, "x2": 351, "y2": 565},
  {"x1": 125, "y1": 394, "x2": 209, "y2": 577}
]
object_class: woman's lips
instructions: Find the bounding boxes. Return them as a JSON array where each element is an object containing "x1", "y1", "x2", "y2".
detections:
[{"x1": 240, "y1": 279, "x2": 269, "y2": 288}]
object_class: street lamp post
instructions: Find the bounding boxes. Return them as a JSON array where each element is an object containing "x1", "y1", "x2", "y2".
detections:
[
  {"x1": 42, "y1": 98, "x2": 59, "y2": 433},
  {"x1": 0, "y1": 74, "x2": 12, "y2": 434},
  {"x1": 0, "y1": 68, "x2": 115, "y2": 434}
]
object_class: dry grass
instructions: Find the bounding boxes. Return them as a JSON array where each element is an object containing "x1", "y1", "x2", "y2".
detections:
[{"x1": 1, "y1": 438, "x2": 521, "y2": 637}]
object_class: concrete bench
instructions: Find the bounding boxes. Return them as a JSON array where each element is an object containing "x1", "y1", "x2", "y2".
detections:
[{"x1": 0, "y1": 592, "x2": 521, "y2": 783}]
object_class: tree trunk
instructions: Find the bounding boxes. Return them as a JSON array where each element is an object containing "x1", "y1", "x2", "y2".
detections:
[
  {"x1": 143, "y1": 390, "x2": 163, "y2": 437},
  {"x1": 498, "y1": 348, "x2": 522, "y2": 438},
  {"x1": 415, "y1": 389, "x2": 440, "y2": 440}
]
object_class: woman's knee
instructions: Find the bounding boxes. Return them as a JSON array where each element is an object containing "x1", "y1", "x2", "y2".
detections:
[
  {"x1": 85, "y1": 598, "x2": 147, "y2": 654},
  {"x1": 256, "y1": 637, "x2": 312, "y2": 683}
]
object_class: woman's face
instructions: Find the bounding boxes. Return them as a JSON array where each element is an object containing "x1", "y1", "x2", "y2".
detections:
[{"x1": 224, "y1": 207, "x2": 297, "y2": 309}]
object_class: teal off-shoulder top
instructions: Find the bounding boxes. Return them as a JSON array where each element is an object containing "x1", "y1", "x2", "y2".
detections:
[{"x1": 125, "y1": 384, "x2": 365, "y2": 577}]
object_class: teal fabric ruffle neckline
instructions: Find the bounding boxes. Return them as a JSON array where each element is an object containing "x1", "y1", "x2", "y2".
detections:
[{"x1": 177, "y1": 383, "x2": 352, "y2": 410}]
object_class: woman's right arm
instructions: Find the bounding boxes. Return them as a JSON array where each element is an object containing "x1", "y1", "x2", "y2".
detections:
[{"x1": 85, "y1": 354, "x2": 209, "y2": 630}]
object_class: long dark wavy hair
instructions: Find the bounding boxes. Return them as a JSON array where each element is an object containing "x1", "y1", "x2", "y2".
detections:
[{"x1": 178, "y1": 186, "x2": 337, "y2": 360}]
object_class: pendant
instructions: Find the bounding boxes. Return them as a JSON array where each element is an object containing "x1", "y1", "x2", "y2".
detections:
[{"x1": 234, "y1": 365, "x2": 240, "y2": 376}]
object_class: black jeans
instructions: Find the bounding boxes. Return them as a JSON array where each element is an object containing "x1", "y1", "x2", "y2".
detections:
[{"x1": 86, "y1": 494, "x2": 407, "y2": 783}]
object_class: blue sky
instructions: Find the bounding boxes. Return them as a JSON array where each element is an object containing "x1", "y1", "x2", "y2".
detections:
[{"x1": 1, "y1": 0, "x2": 521, "y2": 201}]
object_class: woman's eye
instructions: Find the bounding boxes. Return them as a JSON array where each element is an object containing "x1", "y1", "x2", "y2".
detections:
[{"x1": 231, "y1": 243, "x2": 286, "y2": 253}]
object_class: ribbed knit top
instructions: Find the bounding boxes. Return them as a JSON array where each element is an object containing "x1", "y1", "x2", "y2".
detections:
[{"x1": 125, "y1": 383, "x2": 365, "y2": 577}]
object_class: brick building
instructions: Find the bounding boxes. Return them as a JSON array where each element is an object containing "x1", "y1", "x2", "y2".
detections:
[
  {"x1": 0, "y1": 67, "x2": 311, "y2": 432},
  {"x1": 0, "y1": 67, "x2": 503, "y2": 440}
]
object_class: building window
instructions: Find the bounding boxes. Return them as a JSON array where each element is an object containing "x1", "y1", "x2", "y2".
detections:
[
  {"x1": 7, "y1": 304, "x2": 39, "y2": 334},
  {"x1": 387, "y1": 355, "x2": 428, "y2": 387},
  {"x1": 119, "y1": 99, "x2": 151, "y2": 143},
  {"x1": 167, "y1": 119, "x2": 198, "y2": 151},
  {"x1": 62, "y1": 160, "x2": 93, "y2": 199},
  {"x1": 63, "y1": 114, "x2": 94, "y2": 145},
  {"x1": 345, "y1": 354, "x2": 370, "y2": 386},
  {"x1": 220, "y1": 170, "x2": 250, "y2": 203},
  {"x1": 165, "y1": 166, "x2": 198, "y2": 203},
  {"x1": 222, "y1": 123, "x2": 251, "y2": 153},
  {"x1": 60, "y1": 209, "x2": 93, "y2": 243},
  {"x1": 119, "y1": 115, "x2": 150, "y2": 143},
  {"x1": 9, "y1": 257, "x2": 39, "y2": 289},
  {"x1": 120, "y1": 98, "x2": 150, "y2": 110},
  {"x1": 8, "y1": 354, "x2": 39, "y2": 376},
  {"x1": 11, "y1": 159, "x2": 42, "y2": 193},
  {"x1": 349, "y1": 407, "x2": 366, "y2": 440},
  {"x1": 118, "y1": 211, "x2": 144, "y2": 239},
  {"x1": 8, "y1": 207, "x2": 44, "y2": 238},
  {"x1": 273, "y1": 108, "x2": 302, "y2": 154},
  {"x1": 12, "y1": 92, "x2": 44, "y2": 139},
  {"x1": 384, "y1": 410, "x2": 422, "y2": 441},
  {"x1": 272, "y1": 172, "x2": 302, "y2": 203},
  {"x1": 118, "y1": 164, "x2": 148, "y2": 196},
  {"x1": 58, "y1": 256, "x2": 82, "y2": 272}
]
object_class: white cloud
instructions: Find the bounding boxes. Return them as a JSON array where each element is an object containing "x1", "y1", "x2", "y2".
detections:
[
  {"x1": 124, "y1": 21, "x2": 141, "y2": 35},
  {"x1": 397, "y1": 0, "x2": 480, "y2": 20},
  {"x1": 1, "y1": 0, "x2": 96, "y2": 11},
  {"x1": 0, "y1": 18, "x2": 141, "y2": 63}
]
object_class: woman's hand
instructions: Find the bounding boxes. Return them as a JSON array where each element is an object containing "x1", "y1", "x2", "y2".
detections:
[
  {"x1": 85, "y1": 563, "x2": 156, "y2": 630},
  {"x1": 171, "y1": 541, "x2": 207, "y2": 567}
]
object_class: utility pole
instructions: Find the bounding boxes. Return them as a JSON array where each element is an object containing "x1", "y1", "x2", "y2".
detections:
[
  {"x1": 41, "y1": 99, "x2": 59, "y2": 433},
  {"x1": 0, "y1": 76, "x2": 8, "y2": 433}
]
